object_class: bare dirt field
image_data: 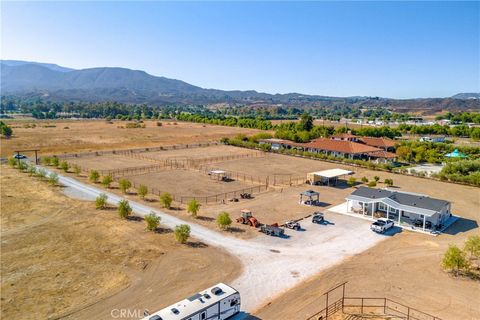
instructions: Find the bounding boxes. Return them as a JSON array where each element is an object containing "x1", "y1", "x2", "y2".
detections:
[
  {"x1": 0, "y1": 166, "x2": 241, "y2": 320},
  {"x1": 141, "y1": 144, "x2": 263, "y2": 161},
  {"x1": 0, "y1": 119, "x2": 265, "y2": 157},
  {"x1": 67, "y1": 154, "x2": 154, "y2": 171},
  {"x1": 127, "y1": 169, "x2": 254, "y2": 197}
]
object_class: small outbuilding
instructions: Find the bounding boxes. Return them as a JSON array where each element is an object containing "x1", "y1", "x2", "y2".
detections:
[
  {"x1": 208, "y1": 169, "x2": 230, "y2": 181},
  {"x1": 299, "y1": 190, "x2": 320, "y2": 205},
  {"x1": 307, "y1": 169, "x2": 353, "y2": 186}
]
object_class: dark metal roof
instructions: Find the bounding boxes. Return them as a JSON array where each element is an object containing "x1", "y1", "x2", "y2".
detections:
[
  {"x1": 301, "y1": 190, "x2": 320, "y2": 196},
  {"x1": 350, "y1": 187, "x2": 449, "y2": 212}
]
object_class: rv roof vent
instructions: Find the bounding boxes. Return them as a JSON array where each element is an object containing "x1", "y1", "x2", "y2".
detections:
[
  {"x1": 211, "y1": 287, "x2": 223, "y2": 295},
  {"x1": 149, "y1": 316, "x2": 162, "y2": 320},
  {"x1": 203, "y1": 293, "x2": 211, "y2": 299},
  {"x1": 171, "y1": 308, "x2": 179, "y2": 315}
]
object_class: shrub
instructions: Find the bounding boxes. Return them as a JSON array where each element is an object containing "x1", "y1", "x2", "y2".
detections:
[
  {"x1": 89, "y1": 170, "x2": 100, "y2": 183},
  {"x1": 60, "y1": 161, "x2": 70, "y2": 172},
  {"x1": 187, "y1": 199, "x2": 201, "y2": 218},
  {"x1": 216, "y1": 212, "x2": 232, "y2": 230},
  {"x1": 361, "y1": 176, "x2": 369, "y2": 183},
  {"x1": 384, "y1": 178, "x2": 394, "y2": 187},
  {"x1": 174, "y1": 224, "x2": 191, "y2": 243},
  {"x1": 145, "y1": 212, "x2": 160, "y2": 231},
  {"x1": 138, "y1": 184, "x2": 148, "y2": 199},
  {"x1": 373, "y1": 176, "x2": 380, "y2": 182},
  {"x1": 51, "y1": 157, "x2": 59, "y2": 167},
  {"x1": 442, "y1": 245, "x2": 469, "y2": 276},
  {"x1": 102, "y1": 175, "x2": 113, "y2": 188},
  {"x1": 156, "y1": 121, "x2": 163, "y2": 127},
  {"x1": 347, "y1": 176, "x2": 356, "y2": 187},
  {"x1": 48, "y1": 172, "x2": 59, "y2": 185},
  {"x1": 160, "y1": 192, "x2": 173, "y2": 209},
  {"x1": 36, "y1": 168, "x2": 47, "y2": 179},
  {"x1": 368, "y1": 181, "x2": 377, "y2": 187},
  {"x1": 27, "y1": 164, "x2": 37, "y2": 176},
  {"x1": 95, "y1": 193, "x2": 108, "y2": 209},
  {"x1": 73, "y1": 165, "x2": 81, "y2": 176},
  {"x1": 42, "y1": 156, "x2": 52, "y2": 166},
  {"x1": 17, "y1": 161, "x2": 27, "y2": 171},
  {"x1": 464, "y1": 235, "x2": 480, "y2": 259},
  {"x1": 118, "y1": 199, "x2": 132, "y2": 219},
  {"x1": 119, "y1": 178, "x2": 132, "y2": 194},
  {"x1": 7, "y1": 157, "x2": 17, "y2": 167}
]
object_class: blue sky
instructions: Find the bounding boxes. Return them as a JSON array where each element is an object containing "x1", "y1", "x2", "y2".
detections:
[{"x1": 1, "y1": 1, "x2": 479, "y2": 98}]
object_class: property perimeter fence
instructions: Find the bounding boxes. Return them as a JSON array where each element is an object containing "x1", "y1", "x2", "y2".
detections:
[
  {"x1": 54, "y1": 142, "x2": 220, "y2": 159},
  {"x1": 305, "y1": 283, "x2": 443, "y2": 320}
]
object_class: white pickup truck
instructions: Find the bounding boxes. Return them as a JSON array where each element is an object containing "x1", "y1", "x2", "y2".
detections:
[{"x1": 370, "y1": 219, "x2": 394, "y2": 233}]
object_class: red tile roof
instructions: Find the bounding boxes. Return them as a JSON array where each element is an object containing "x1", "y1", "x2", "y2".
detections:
[
  {"x1": 331, "y1": 133, "x2": 357, "y2": 140},
  {"x1": 303, "y1": 138, "x2": 381, "y2": 155},
  {"x1": 358, "y1": 137, "x2": 396, "y2": 148},
  {"x1": 368, "y1": 150, "x2": 397, "y2": 159}
]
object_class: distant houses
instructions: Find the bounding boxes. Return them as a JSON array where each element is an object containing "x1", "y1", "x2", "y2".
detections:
[{"x1": 259, "y1": 132, "x2": 397, "y2": 163}]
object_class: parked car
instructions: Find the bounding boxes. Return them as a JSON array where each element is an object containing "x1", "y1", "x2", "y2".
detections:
[
  {"x1": 413, "y1": 219, "x2": 432, "y2": 229},
  {"x1": 370, "y1": 219, "x2": 394, "y2": 233},
  {"x1": 13, "y1": 154, "x2": 27, "y2": 159},
  {"x1": 312, "y1": 212, "x2": 325, "y2": 224},
  {"x1": 285, "y1": 220, "x2": 301, "y2": 230}
]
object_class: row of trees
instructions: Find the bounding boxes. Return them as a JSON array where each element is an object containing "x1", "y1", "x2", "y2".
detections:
[
  {"x1": 436, "y1": 111, "x2": 480, "y2": 124},
  {"x1": 434, "y1": 160, "x2": 480, "y2": 186},
  {"x1": 442, "y1": 235, "x2": 480, "y2": 278},
  {"x1": 395, "y1": 141, "x2": 480, "y2": 164},
  {"x1": 398, "y1": 123, "x2": 480, "y2": 140}
]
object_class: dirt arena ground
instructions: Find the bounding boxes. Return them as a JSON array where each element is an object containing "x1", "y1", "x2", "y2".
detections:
[
  {"x1": 0, "y1": 166, "x2": 241, "y2": 320},
  {"x1": 0, "y1": 119, "x2": 265, "y2": 157},
  {"x1": 126, "y1": 169, "x2": 254, "y2": 197},
  {"x1": 67, "y1": 154, "x2": 154, "y2": 171},
  {"x1": 141, "y1": 144, "x2": 263, "y2": 161}
]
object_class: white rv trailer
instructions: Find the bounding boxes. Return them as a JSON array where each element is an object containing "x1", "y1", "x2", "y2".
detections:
[{"x1": 142, "y1": 283, "x2": 240, "y2": 320}]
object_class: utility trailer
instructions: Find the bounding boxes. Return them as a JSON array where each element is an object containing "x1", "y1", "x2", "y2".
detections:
[
  {"x1": 142, "y1": 283, "x2": 240, "y2": 320},
  {"x1": 260, "y1": 224, "x2": 285, "y2": 237}
]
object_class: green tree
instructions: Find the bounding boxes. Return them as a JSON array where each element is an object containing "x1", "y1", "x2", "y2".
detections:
[
  {"x1": 464, "y1": 235, "x2": 480, "y2": 259},
  {"x1": 373, "y1": 176, "x2": 380, "y2": 182},
  {"x1": 144, "y1": 212, "x2": 160, "y2": 231},
  {"x1": 187, "y1": 199, "x2": 201, "y2": 218},
  {"x1": 216, "y1": 212, "x2": 232, "y2": 230},
  {"x1": 95, "y1": 193, "x2": 108, "y2": 209},
  {"x1": 89, "y1": 170, "x2": 100, "y2": 183},
  {"x1": 0, "y1": 121, "x2": 13, "y2": 138},
  {"x1": 51, "y1": 157, "x2": 60, "y2": 167},
  {"x1": 160, "y1": 192, "x2": 173, "y2": 209},
  {"x1": 298, "y1": 113, "x2": 314, "y2": 131},
  {"x1": 102, "y1": 175, "x2": 113, "y2": 188},
  {"x1": 42, "y1": 156, "x2": 52, "y2": 166},
  {"x1": 347, "y1": 176, "x2": 356, "y2": 187},
  {"x1": 118, "y1": 199, "x2": 132, "y2": 219},
  {"x1": 73, "y1": 165, "x2": 81, "y2": 176},
  {"x1": 442, "y1": 245, "x2": 469, "y2": 275},
  {"x1": 361, "y1": 176, "x2": 369, "y2": 183},
  {"x1": 368, "y1": 181, "x2": 377, "y2": 187},
  {"x1": 138, "y1": 184, "x2": 148, "y2": 199},
  {"x1": 384, "y1": 178, "x2": 394, "y2": 187},
  {"x1": 7, "y1": 157, "x2": 16, "y2": 167},
  {"x1": 48, "y1": 172, "x2": 59, "y2": 185},
  {"x1": 174, "y1": 224, "x2": 191, "y2": 244},
  {"x1": 60, "y1": 161, "x2": 70, "y2": 172},
  {"x1": 119, "y1": 178, "x2": 132, "y2": 194}
]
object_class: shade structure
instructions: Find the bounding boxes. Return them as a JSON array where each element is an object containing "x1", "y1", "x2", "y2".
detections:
[{"x1": 445, "y1": 149, "x2": 467, "y2": 158}]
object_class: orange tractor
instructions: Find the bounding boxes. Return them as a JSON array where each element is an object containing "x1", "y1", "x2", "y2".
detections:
[{"x1": 236, "y1": 209, "x2": 260, "y2": 228}]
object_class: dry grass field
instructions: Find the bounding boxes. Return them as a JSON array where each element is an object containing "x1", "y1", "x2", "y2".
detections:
[
  {"x1": 67, "y1": 154, "x2": 154, "y2": 171},
  {"x1": 141, "y1": 144, "x2": 262, "y2": 161},
  {"x1": 0, "y1": 166, "x2": 241, "y2": 320},
  {"x1": 0, "y1": 119, "x2": 265, "y2": 157}
]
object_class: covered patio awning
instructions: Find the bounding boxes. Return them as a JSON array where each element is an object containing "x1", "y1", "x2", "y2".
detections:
[
  {"x1": 307, "y1": 168, "x2": 353, "y2": 186},
  {"x1": 299, "y1": 190, "x2": 320, "y2": 205}
]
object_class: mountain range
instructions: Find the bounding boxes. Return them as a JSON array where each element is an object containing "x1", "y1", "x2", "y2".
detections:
[{"x1": 1, "y1": 60, "x2": 479, "y2": 112}]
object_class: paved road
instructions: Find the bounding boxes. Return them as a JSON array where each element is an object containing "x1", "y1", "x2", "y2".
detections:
[{"x1": 53, "y1": 170, "x2": 386, "y2": 315}]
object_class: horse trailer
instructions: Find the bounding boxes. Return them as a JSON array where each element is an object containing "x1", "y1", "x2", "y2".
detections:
[{"x1": 142, "y1": 283, "x2": 240, "y2": 320}]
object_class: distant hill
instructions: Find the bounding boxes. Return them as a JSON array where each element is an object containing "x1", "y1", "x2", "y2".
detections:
[
  {"x1": 451, "y1": 93, "x2": 480, "y2": 100},
  {"x1": 1, "y1": 60, "x2": 479, "y2": 113},
  {"x1": 1, "y1": 60, "x2": 74, "y2": 73}
]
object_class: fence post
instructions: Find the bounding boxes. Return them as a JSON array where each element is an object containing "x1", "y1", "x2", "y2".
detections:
[
  {"x1": 361, "y1": 298, "x2": 364, "y2": 314},
  {"x1": 384, "y1": 298, "x2": 386, "y2": 314}
]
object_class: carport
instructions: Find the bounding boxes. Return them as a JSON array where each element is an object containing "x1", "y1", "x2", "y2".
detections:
[
  {"x1": 208, "y1": 169, "x2": 229, "y2": 181},
  {"x1": 307, "y1": 169, "x2": 353, "y2": 186}
]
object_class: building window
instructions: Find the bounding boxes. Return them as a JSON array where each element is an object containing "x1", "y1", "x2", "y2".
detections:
[
  {"x1": 378, "y1": 203, "x2": 386, "y2": 211},
  {"x1": 201, "y1": 311, "x2": 206, "y2": 320}
]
